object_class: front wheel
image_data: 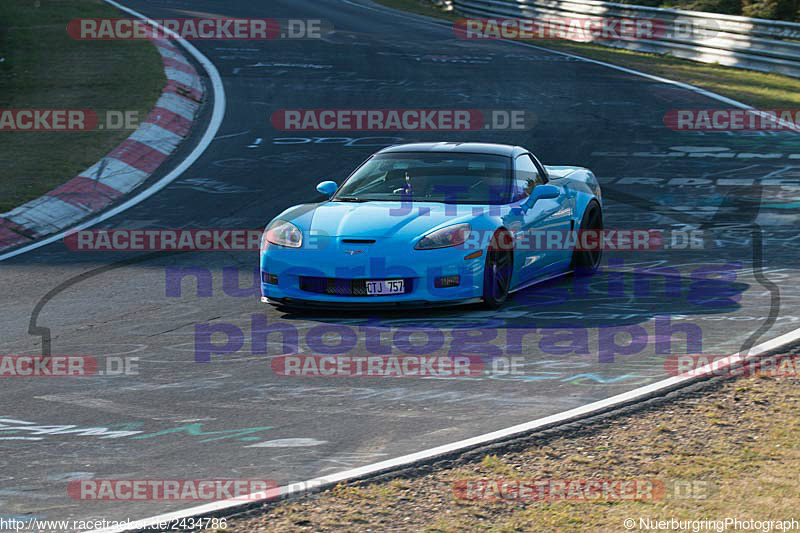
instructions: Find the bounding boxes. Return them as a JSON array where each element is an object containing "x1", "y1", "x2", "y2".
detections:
[
  {"x1": 482, "y1": 234, "x2": 513, "y2": 308},
  {"x1": 571, "y1": 200, "x2": 603, "y2": 276}
]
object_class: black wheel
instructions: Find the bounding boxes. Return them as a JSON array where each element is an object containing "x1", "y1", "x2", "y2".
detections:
[
  {"x1": 571, "y1": 200, "x2": 603, "y2": 276},
  {"x1": 482, "y1": 231, "x2": 513, "y2": 308}
]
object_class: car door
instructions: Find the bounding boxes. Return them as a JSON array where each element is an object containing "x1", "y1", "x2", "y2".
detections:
[{"x1": 512, "y1": 154, "x2": 573, "y2": 283}]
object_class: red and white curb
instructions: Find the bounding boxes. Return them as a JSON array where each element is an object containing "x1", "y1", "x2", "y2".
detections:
[{"x1": 0, "y1": 29, "x2": 203, "y2": 251}]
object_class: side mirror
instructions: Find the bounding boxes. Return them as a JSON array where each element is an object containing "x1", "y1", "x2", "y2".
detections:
[
  {"x1": 316, "y1": 180, "x2": 338, "y2": 198},
  {"x1": 526, "y1": 184, "x2": 560, "y2": 207}
]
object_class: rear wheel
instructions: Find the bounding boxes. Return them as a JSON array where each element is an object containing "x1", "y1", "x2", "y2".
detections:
[
  {"x1": 482, "y1": 231, "x2": 513, "y2": 308},
  {"x1": 571, "y1": 200, "x2": 602, "y2": 276}
]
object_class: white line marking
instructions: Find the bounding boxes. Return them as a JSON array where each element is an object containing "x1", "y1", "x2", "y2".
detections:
[
  {"x1": 0, "y1": 0, "x2": 225, "y2": 262},
  {"x1": 246, "y1": 438, "x2": 327, "y2": 448},
  {"x1": 214, "y1": 130, "x2": 250, "y2": 140}
]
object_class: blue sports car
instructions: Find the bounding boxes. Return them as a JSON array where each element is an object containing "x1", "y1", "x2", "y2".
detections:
[{"x1": 260, "y1": 142, "x2": 602, "y2": 309}]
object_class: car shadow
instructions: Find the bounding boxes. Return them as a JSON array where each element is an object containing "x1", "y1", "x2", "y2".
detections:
[{"x1": 275, "y1": 266, "x2": 747, "y2": 331}]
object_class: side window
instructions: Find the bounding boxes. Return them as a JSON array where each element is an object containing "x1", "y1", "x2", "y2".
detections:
[{"x1": 512, "y1": 154, "x2": 544, "y2": 201}]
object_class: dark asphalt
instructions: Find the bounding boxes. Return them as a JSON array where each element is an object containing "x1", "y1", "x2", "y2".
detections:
[{"x1": 0, "y1": 0, "x2": 798, "y2": 528}]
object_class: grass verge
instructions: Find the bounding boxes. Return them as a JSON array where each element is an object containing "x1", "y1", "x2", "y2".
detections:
[
  {"x1": 225, "y1": 365, "x2": 800, "y2": 531},
  {"x1": 0, "y1": 0, "x2": 165, "y2": 213},
  {"x1": 373, "y1": 0, "x2": 800, "y2": 110}
]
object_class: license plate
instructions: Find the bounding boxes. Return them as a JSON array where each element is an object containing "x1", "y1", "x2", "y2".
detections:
[{"x1": 366, "y1": 279, "x2": 404, "y2": 295}]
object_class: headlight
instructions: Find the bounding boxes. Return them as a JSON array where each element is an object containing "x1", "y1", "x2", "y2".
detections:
[
  {"x1": 265, "y1": 219, "x2": 302, "y2": 248},
  {"x1": 415, "y1": 223, "x2": 471, "y2": 250}
]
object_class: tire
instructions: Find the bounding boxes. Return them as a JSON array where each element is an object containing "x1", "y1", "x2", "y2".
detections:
[
  {"x1": 571, "y1": 200, "x2": 602, "y2": 276},
  {"x1": 482, "y1": 230, "x2": 513, "y2": 308}
]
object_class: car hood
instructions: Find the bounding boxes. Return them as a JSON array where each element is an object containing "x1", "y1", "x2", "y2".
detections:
[{"x1": 301, "y1": 201, "x2": 480, "y2": 239}]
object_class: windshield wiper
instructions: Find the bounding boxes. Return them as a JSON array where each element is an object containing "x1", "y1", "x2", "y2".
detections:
[{"x1": 333, "y1": 196, "x2": 369, "y2": 202}]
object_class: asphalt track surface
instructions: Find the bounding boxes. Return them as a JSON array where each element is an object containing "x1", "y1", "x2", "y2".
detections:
[{"x1": 1, "y1": 0, "x2": 799, "y2": 527}]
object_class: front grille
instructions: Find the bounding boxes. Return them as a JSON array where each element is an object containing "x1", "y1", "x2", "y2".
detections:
[{"x1": 299, "y1": 276, "x2": 413, "y2": 296}]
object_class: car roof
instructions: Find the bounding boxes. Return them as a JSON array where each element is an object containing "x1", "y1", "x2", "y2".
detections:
[{"x1": 376, "y1": 142, "x2": 528, "y2": 157}]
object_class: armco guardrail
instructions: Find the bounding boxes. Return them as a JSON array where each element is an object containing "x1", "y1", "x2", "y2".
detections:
[{"x1": 438, "y1": 0, "x2": 800, "y2": 77}]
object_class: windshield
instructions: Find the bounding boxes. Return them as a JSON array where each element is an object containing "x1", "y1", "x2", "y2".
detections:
[{"x1": 333, "y1": 152, "x2": 513, "y2": 204}]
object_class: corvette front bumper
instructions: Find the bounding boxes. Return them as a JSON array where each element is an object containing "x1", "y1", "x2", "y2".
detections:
[{"x1": 260, "y1": 241, "x2": 485, "y2": 305}]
